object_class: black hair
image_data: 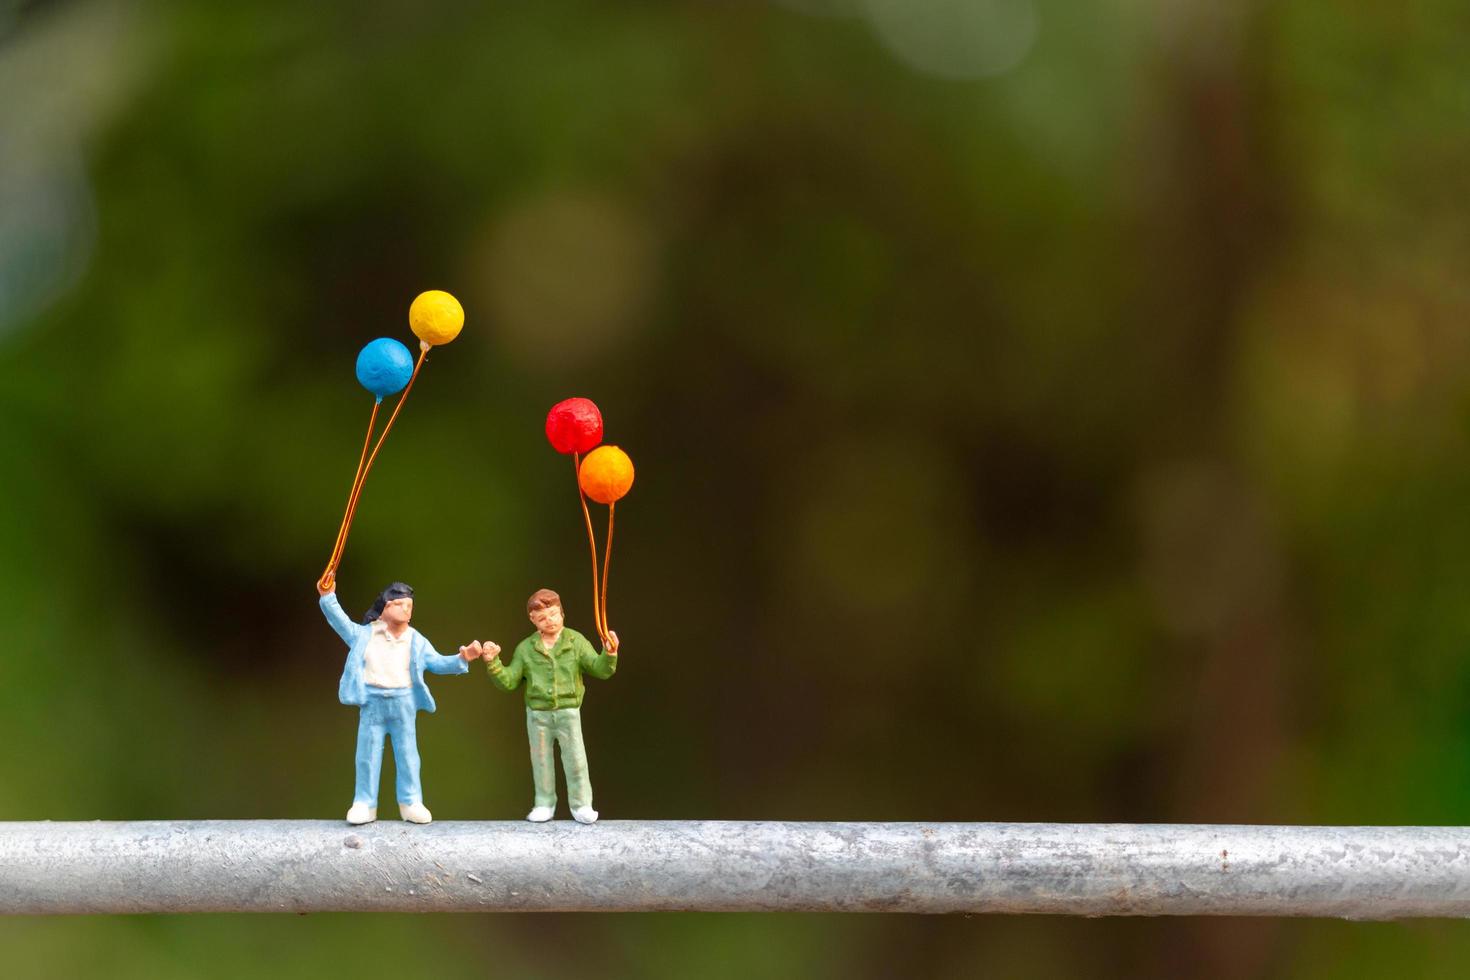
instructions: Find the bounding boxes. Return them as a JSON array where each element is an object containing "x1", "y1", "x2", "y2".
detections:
[{"x1": 363, "y1": 582, "x2": 414, "y2": 623}]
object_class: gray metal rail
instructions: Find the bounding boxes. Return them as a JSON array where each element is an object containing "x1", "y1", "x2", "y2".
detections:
[{"x1": 2, "y1": 821, "x2": 1469, "y2": 917}]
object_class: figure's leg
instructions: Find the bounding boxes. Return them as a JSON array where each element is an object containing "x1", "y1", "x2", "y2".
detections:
[
  {"x1": 556, "y1": 709, "x2": 593, "y2": 812},
  {"x1": 387, "y1": 698, "x2": 422, "y2": 806},
  {"x1": 526, "y1": 708, "x2": 558, "y2": 810},
  {"x1": 354, "y1": 702, "x2": 386, "y2": 806}
]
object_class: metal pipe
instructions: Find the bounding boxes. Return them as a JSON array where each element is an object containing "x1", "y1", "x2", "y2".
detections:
[{"x1": 3, "y1": 821, "x2": 1469, "y2": 917}]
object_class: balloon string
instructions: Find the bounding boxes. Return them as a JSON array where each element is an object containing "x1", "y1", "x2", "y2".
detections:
[
  {"x1": 318, "y1": 399, "x2": 380, "y2": 591},
  {"x1": 357, "y1": 344, "x2": 428, "y2": 486},
  {"x1": 317, "y1": 344, "x2": 430, "y2": 591},
  {"x1": 331, "y1": 400, "x2": 381, "y2": 558},
  {"x1": 600, "y1": 501, "x2": 615, "y2": 648},
  {"x1": 575, "y1": 452, "x2": 607, "y2": 646}
]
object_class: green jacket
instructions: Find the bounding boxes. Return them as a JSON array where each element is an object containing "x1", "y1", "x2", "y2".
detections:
[{"x1": 486, "y1": 627, "x2": 617, "y2": 710}]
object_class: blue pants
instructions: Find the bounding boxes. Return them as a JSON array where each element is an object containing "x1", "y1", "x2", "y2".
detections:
[{"x1": 354, "y1": 687, "x2": 421, "y2": 806}]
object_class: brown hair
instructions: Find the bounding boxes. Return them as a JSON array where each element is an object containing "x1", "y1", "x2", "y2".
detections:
[{"x1": 527, "y1": 588, "x2": 562, "y2": 614}]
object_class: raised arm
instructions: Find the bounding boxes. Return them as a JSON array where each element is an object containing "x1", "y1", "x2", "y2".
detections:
[
  {"x1": 317, "y1": 588, "x2": 362, "y2": 647},
  {"x1": 577, "y1": 630, "x2": 619, "y2": 680}
]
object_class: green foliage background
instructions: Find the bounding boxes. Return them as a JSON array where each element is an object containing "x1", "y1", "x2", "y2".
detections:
[{"x1": 4, "y1": 0, "x2": 1470, "y2": 975}]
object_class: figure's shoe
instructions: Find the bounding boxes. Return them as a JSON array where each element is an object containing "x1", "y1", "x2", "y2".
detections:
[
  {"x1": 346, "y1": 803, "x2": 377, "y2": 825},
  {"x1": 526, "y1": 806, "x2": 554, "y2": 823},
  {"x1": 571, "y1": 806, "x2": 599, "y2": 825},
  {"x1": 399, "y1": 802, "x2": 433, "y2": 824}
]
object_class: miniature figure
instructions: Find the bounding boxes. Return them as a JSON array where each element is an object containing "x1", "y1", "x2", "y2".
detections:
[
  {"x1": 473, "y1": 589, "x2": 619, "y2": 824},
  {"x1": 317, "y1": 579, "x2": 485, "y2": 825}
]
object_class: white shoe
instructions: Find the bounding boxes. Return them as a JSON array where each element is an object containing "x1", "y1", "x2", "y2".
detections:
[
  {"x1": 346, "y1": 803, "x2": 377, "y2": 825},
  {"x1": 571, "y1": 806, "x2": 599, "y2": 825},
  {"x1": 399, "y1": 802, "x2": 433, "y2": 824},
  {"x1": 526, "y1": 806, "x2": 554, "y2": 823}
]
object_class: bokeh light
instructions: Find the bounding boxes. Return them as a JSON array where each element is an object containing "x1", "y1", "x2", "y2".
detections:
[{"x1": 862, "y1": 0, "x2": 1038, "y2": 79}]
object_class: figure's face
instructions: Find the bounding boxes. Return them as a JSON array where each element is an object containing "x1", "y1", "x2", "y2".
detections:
[
  {"x1": 529, "y1": 604, "x2": 564, "y2": 635},
  {"x1": 381, "y1": 596, "x2": 413, "y2": 627}
]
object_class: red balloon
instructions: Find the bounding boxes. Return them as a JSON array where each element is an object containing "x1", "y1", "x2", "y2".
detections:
[{"x1": 545, "y1": 397, "x2": 604, "y2": 454}]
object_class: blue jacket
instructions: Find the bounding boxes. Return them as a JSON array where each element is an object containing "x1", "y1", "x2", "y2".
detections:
[{"x1": 319, "y1": 593, "x2": 468, "y2": 713}]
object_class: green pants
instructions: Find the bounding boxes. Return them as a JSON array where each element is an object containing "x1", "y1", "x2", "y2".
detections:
[{"x1": 526, "y1": 707, "x2": 592, "y2": 811}]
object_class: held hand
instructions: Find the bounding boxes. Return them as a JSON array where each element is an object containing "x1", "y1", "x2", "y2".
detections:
[
  {"x1": 606, "y1": 630, "x2": 619, "y2": 656},
  {"x1": 482, "y1": 640, "x2": 502, "y2": 661},
  {"x1": 459, "y1": 641, "x2": 482, "y2": 662}
]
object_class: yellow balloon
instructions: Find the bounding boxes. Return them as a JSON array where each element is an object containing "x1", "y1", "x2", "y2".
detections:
[
  {"x1": 579, "y1": 445, "x2": 635, "y2": 504},
  {"x1": 409, "y1": 290, "x2": 464, "y2": 346}
]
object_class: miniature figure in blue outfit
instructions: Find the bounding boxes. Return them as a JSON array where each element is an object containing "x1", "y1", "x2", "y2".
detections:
[{"x1": 316, "y1": 580, "x2": 490, "y2": 825}]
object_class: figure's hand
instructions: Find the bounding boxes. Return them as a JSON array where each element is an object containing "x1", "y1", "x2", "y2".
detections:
[
  {"x1": 606, "y1": 630, "x2": 619, "y2": 656},
  {"x1": 316, "y1": 576, "x2": 334, "y2": 597},
  {"x1": 459, "y1": 641, "x2": 482, "y2": 662},
  {"x1": 482, "y1": 640, "x2": 501, "y2": 661}
]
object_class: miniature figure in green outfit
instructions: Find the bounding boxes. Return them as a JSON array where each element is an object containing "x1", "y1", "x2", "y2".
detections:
[{"x1": 475, "y1": 589, "x2": 619, "y2": 824}]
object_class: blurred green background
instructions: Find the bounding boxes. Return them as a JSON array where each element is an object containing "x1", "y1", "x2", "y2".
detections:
[{"x1": 5, "y1": 0, "x2": 1470, "y2": 975}]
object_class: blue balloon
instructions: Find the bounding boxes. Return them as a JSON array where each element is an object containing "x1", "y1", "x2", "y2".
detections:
[{"x1": 355, "y1": 338, "x2": 414, "y2": 399}]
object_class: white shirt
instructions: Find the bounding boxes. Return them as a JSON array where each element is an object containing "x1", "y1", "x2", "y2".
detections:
[{"x1": 363, "y1": 620, "x2": 412, "y2": 689}]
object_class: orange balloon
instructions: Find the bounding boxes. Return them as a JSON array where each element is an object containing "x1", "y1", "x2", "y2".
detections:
[{"x1": 579, "y1": 445, "x2": 634, "y2": 504}]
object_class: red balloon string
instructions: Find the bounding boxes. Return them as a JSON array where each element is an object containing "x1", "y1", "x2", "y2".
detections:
[
  {"x1": 317, "y1": 344, "x2": 429, "y2": 591},
  {"x1": 575, "y1": 452, "x2": 608, "y2": 646}
]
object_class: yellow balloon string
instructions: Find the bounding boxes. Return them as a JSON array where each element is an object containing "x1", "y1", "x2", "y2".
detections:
[
  {"x1": 317, "y1": 344, "x2": 430, "y2": 591},
  {"x1": 575, "y1": 452, "x2": 608, "y2": 646},
  {"x1": 600, "y1": 501, "x2": 615, "y2": 648},
  {"x1": 357, "y1": 343, "x2": 429, "y2": 486}
]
